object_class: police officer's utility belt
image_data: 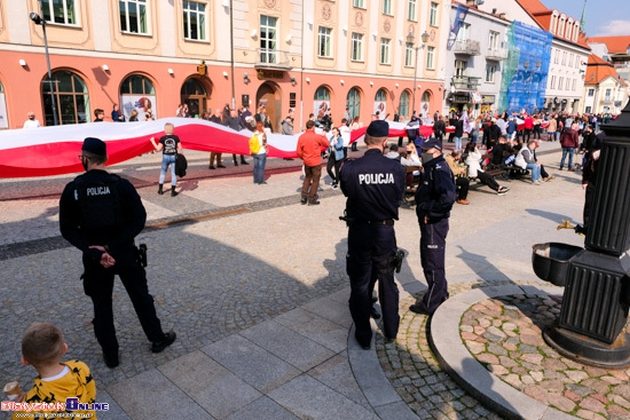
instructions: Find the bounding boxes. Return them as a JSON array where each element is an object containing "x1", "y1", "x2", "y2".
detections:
[{"x1": 363, "y1": 219, "x2": 394, "y2": 226}]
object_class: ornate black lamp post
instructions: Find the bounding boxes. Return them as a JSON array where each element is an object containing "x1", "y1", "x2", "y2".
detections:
[
  {"x1": 533, "y1": 100, "x2": 630, "y2": 367},
  {"x1": 29, "y1": 11, "x2": 58, "y2": 126}
]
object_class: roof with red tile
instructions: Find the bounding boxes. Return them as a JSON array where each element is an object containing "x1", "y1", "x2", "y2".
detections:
[
  {"x1": 584, "y1": 54, "x2": 622, "y2": 85},
  {"x1": 588, "y1": 36, "x2": 630, "y2": 54}
]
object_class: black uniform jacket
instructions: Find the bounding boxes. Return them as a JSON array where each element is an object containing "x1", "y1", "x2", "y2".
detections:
[
  {"x1": 340, "y1": 149, "x2": 405, "y2": 223},
  {"x1": 415, "y1": 155, "x2": 457, "y2": 223}
]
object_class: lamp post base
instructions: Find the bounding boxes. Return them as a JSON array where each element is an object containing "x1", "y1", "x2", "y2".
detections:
[{"x1": 543, "y1": 325, "x2": 630, "y2": 369}]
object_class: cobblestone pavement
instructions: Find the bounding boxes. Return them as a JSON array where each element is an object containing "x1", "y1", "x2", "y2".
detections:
[{"x1": 461, "y1": 294, "x2": 630, "y2": 419}]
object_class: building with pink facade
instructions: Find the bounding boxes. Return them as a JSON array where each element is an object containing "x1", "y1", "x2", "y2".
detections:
[{"x1": 0, "y1": 0, "x2": 450, "y2": 131}]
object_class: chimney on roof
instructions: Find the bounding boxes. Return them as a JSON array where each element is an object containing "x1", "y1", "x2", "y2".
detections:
[
  {"x1": 492, "y1": 8, "x2": 497, "y2": 14},
  {"x1": 498, "y1": 12, "x2": 506, "y2": 19}
]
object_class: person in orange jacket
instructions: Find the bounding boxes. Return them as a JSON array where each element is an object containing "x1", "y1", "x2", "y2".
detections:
[{"x1": 296, "y1": 120, "x2": 329, "y2": 205}]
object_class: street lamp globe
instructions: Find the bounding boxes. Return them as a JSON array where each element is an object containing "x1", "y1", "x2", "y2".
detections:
[{"x1": 29, "y1": 12, "x2": 43, "y2": 25}]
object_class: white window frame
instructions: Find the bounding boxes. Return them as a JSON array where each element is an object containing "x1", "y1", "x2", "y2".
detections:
[
  {"x1": 183, "y1": 1, "x2": 207, "y2": 41},
  {"x1": 587, "y1": 88, "x2": 595, "y2": 97},
  {"x1": 408, "y1": 0, "x2": 417, "y2": 21},
  {"x1": 119, "y1": 0, "x2": 150, "y2": 35},
  {"x1": 488, "y1": 31, "x2": 500, "y2": 50},
  {"x1": 351, "y1": 33, "x2": 364, "y2": 62},
  {"x1": 380, "y1": 38, "x2": 391, "y2": 65},
  {"x1": 318, "y1": 26, "x2": 333, "y2": 58},
  {"x1": 456, "y1": 23, "x2": 470, "y2": 41},
  {"x1": 426, "y1": 46, "x2": 435, "y2": 70},
  {"x1": 561, "y1": 51, "x2": 566, "y2": 66},
  {"x1": 565, "y1": 78, "x2": 571, "y2": 90},
  {"x1": 455, "y1": 59, "x2": 466, "y2": 77},
  {"x1": 550, "y1": 75, "x2": 556, "y2": 90},
  {"x1": 383, "y1": 0, "x2": 393, "y2": 15},
  {"x1": 485, "y1": 62, "x2": 496, "y2": 83},
  {"x1": 41, "y1": 0, "x2": 79, "y2": 26},
  {"x1": 558, "y1": 76, "x2": 564, "y2": 91},
  {"x1": 429, "y1": 2, "x2": 439, "y2": 27},
  {"x1": 260, "y1": 15, "x2": 278, "y2": 64},
  {"x1": 353, "y1": 0, "x2": 365, "y2": 8},
  {"x1": 572, "y1": 79, "x2": 576, "y2": 91},
  {"x1": 404, "y1": 43, "x2": 414, "y2": 67}
]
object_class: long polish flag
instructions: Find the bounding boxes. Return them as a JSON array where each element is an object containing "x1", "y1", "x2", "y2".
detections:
[{"x1": 0, "y1": 118, "x2": 443, "y2": 178}]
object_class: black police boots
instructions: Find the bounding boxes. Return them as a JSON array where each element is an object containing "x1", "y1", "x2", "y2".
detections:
[
  {"x1": 171, "y1": 186, "x2": 178, "y2": 197},
  {"x1": 103, "y1": 351, "x2": 119, "y2": 369},
  {"x1": 158, "y1": 184, "x2": 164, "y2": 195},
  {"x1": 151, "y1": 330, "x2": 177, "y2": 353}
]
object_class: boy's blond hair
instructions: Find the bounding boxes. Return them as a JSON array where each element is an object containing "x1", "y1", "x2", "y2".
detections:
[
  {"x1": 22, "y1": 323, "x2": 65, "y2": 367},
  {"x1": 164, "y1": 122, "x2": 174, "y2": 133}
]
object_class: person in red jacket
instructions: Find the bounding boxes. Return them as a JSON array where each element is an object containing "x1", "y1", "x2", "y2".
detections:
[
  {"x1": 523, "y1": 114, "x2": 534, "y2": 142},
  {"x1": 559, "y1": 123, "x2": 579, "y2": 171},
  {"x1": 297, "y1": 120, "x2": 330, "y2": 205}
]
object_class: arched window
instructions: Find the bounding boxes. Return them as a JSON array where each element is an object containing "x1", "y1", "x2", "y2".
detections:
[
  {"x1": 180, "y1": 77, "x2": 209, "y2": 119},
  {"x1": 314, "y1": 85, "x2": 331, "y2": 119},
  {"x1": 43, "y1": 70, "x2": 89, "y2": 125},
  {"x1": 566, "y1": 18, "x2": 573, "y2": 39},
  {"x1": 558, "y1": 16, "x2": 566, "y2": 40},
  {"x1": 181, "y1": 78, "x2": 206, "y2": 96},
  {"x1": 120, "y1": 74, "x2": 157, "y2": 121},
  {"x1": 421, "y1": 90, "x2": 432, "y2": 115},
  {"x1": 375, "y1": 88, "x2": 387, "y2": 102},
  {"x1": 399, "y1": 90, "x2": 410, "y2": 118},
  {"x1": 346, "y1": 87, "x2": 361, "y2": 120},
  {"x1": 550, "y1": 12, "x2": 558, "y2": 34},
  {"x1": 314, "y1": 86, "x2": 331, "y2": 101},
  {"x1": 0, "y1": 81, "x2": 8, "y2": 129}
]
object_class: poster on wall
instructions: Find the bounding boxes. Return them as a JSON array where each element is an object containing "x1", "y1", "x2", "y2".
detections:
[
  {"x1": 121, "y1": 95, "x2": 157, "y2": 121},
  {"x1": 0, "y1": 93, "x2": 8, "y2": 129},
  {"x1": 373, "y1": 101, "x2": 387, "y2": 119},
  {"x1": 313, "y1": 100, "x2": 331, "y2": 120}
]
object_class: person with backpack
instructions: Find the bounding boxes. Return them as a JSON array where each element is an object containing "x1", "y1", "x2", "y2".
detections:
[{"x1": 150, "y1": 122, "x2": 183, "y2": 196}]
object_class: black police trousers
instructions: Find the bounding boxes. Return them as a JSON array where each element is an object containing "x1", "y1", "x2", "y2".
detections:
[
  {"x1": 82, "y1": 247, "x2": 165, "y2": 355},
  {"x1": 419, "y1": 218, "x2": 450, "y2": 314},
  {"x1": 347, "y1": 223, "x2": 400, "y2": 347}
]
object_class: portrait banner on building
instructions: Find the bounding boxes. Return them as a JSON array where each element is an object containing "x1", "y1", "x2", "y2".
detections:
[
  {"x1": 0, "y1": 93, "x2": 8, "y2": 129},
  {"x1": 121, "y1": 94, "x2": 158, "y2": 121},
  {"x1": 373, "y1": 101, "x2": 387, "y2": 118},
  {"x1": 313, "y1": 100, "x2": 331, "y2": 120}
]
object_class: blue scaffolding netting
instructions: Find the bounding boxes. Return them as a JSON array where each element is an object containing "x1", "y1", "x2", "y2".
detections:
[{"x1": 499, "y1": 21, "x2": 553, "y2": 114}]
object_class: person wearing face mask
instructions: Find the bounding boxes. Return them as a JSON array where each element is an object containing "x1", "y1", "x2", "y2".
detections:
[
  {"x1": 59, "y1": 138, "x2": 176, "y2": 369},
  {"x1": 409, "y1": 138, "x2": 457, "y2": 315},
  {"x1": 339, "y1": 120, "x2": 406, "y2": 350}
]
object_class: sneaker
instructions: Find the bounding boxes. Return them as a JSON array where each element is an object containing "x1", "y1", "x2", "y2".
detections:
[
  {"x1": 456, "y1": 199, "x2": 470, "y2": 205},
  {"x1": 497, "y1": 186, "x2": 509, "y2": 194},
  {"x1": 331, "y1": 183, "x2": 338, "y2": 189},
  {"x1": 151, "y1": 331, "x2": 176, "y2": 353},
  {"x1": 208, "y1": 165, "x2": 216, "y2": 170},
  {"x1": 103, "y1": 351, "x2": 119, "y2": 368},
  {"x1": 300, "y1": 197, "x2": 307, "y2": 205},
  {"x1": 308, "y1": 200, "x2": 321, "y2": 206},
  {"x1": 533, "y1": 180, "x2": 542, "y2": 185}
]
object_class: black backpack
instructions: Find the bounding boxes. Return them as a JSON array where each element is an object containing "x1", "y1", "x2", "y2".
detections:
[{"x1": 175, "y1": 154, "x2": 188, "y2": 177}]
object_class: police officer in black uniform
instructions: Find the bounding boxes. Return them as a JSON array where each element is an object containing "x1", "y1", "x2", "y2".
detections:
[
  {"x1": 59, "y1": 138, "x2": 176, "y2": 368},
  {"x1": 409, "y1": 137, "x2": 457, "y2": 315},
  {"x1": 340, "y1": 121, "x2": 406, "y2": 349}
]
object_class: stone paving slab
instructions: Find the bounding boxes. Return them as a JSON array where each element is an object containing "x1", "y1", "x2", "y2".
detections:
[
  {"x1": 201, "y1": 334, "x2": 301, "y2": 394},
  {"x1": 107, "y1": 368, "x2": 211, "y2": 419},
  {"x1": 268, "y1": 374, "x2": 379, "y2": 420},
  {"x1": 239, "y1": 319, "x2": 336, "y2": 372},
  {"x1": 307, "y1": 352, "x2": 371, "y2": 409},
  {"x1": 223, "y1": 396, "x2": 299, "y2": 420},
  {"x1": 274, "y1": 307, "x2": 348, "y2": 353},
  {"x1": 158, "y1": 350, "x2": 261, "y2": 419}
]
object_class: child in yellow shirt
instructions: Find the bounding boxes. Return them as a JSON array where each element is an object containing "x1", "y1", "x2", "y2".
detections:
[{"x1": 11, "y1": 322, "x2": 97, "y2": 419}]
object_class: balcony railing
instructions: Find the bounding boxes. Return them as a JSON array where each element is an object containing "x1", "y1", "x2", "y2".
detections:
[
  {"x1": 453, "y1": 39, "x2": 481, "y2": 56},
  {"x1": 601, "y1": 98, "x2": 613, "y2": 105},
  {"x1": 255, "y1": 48, "x2": 293, "y2": 70},
  {"x1": 486, "y1": 48, "x2": 508, "y2": 61},
  {"x1": 451, "y1": 75, "x2": 482, "y2": 91}
]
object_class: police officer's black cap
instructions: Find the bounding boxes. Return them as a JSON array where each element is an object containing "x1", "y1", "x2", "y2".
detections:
[
  {"x1": 366, "y1": 120, "x2": 389, "y2": 138},
  {"x1": 421, "y1": 137, "x2": 442, "y2": 151},
  {"x1": 82, "y1": 137, "x2": 107, "y2": 157}
]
